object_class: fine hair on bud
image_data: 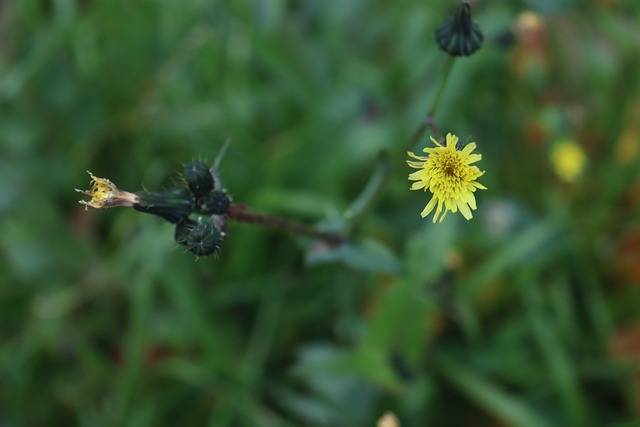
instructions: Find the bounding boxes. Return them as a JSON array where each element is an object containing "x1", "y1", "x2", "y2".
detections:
[
  {"x1": 185, "y1": 218, "x2": 222, "y2": 257},
  {"x1": 174, "y1": 219, "x2": 196, "y2": 245},
  {"x1": 197, "y1": 190, "x2": 231, "y2": 215},
  {"x1": 133, "y1": 187, "x2": 194, "y2": 224},
  {"x1": 183, "y1": 161, "x2": 215, "y2": 198},
  {"x1": 435, "y1": 1, "x2": 484, "y2": 57}
]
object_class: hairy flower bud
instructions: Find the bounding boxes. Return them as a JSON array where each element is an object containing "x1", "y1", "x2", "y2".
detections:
[
  {"x1": 174, "y1": 219, "x2": 196, "y2": 245},
  {"x1": 184, "y1": 218, "x2": 223, "y2": 257},
  {"x1": 183, "y1": 161, "x2": 215, "y2": 198},
  {"x1": 133, "y1": 187, "x2": 193, "y2": 224},
  {"x1": 435, "y1": 1, "x2": 483, "y2": 57},
  {"x1": 197, "y1": 190, "x2": 231, "y2": 215}
]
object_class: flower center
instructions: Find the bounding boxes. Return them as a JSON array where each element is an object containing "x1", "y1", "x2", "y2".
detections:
[{"x1": 439, "y1": 153, "x2": 461, "y2": 177}]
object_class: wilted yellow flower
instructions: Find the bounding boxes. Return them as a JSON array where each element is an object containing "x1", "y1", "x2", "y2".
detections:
[
  {"x1": 77, "y1": 171, "x2": 196, "y2": 223},
  {"x1": 407, "y1": 133, "x2": 486, "y2": 223},
  {"x1": 76, "y1": 171, "x2": 138, "y2": 209},
  {"x1": 550, "y1": 140, "x2": 587, "y2": 182}
]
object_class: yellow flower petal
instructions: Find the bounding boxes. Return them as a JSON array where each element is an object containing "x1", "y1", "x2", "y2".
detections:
[{"x1": 407, "y1": 133, "x2": 487, "y2": 222}]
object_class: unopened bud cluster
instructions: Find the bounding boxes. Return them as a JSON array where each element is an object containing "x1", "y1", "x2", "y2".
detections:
[
  {"x1": 77, "y1": 161, "x2": 231, "y2": 257},
  {"x1": 171, "y1": 161, "x2": 230, "y2": 256}
]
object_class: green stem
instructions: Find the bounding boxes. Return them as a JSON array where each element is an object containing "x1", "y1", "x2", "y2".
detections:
[
  {"x1": 344, "y1": 152, "x2": 390, "y2": 222},
  {"x1": 230, "y1": 57, "x2": 459, "y2": 238},
  {"x1": 346, "y1": 55, "x2": 458, "y2": 230},
  {"x1": 406, "y1": 56, "x2": 456, "y2": 152},
  {"x1": 429, "y1": 56, "x2": 456, "y2": 117}
]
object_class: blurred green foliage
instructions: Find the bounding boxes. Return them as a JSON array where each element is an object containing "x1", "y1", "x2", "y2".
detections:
[{"x1": 1, "y1": 0, "x2": 640, "y2": 426}]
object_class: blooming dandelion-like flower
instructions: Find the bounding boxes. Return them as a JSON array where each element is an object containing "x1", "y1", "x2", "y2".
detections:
[
  {"x1": 550, "y1": 140, "x2": 587, "y2": 183},
  {"x1": 407, "y1": 133, "x2": 486, "y2": 223}
]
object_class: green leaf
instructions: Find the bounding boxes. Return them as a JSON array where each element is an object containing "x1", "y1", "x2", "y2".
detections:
[
  {"x1": 405, "y1": 218, "x2": 458, "y2": 283},
  {"x1": 462, "y1": 221, "x2": 561, "y2": 298},
  {"x1": 437, "y1": 357, "x2": 551, "y2": 427},
  {"x1": 305, "y1": 238, "x2": 403, "y2": 275}
]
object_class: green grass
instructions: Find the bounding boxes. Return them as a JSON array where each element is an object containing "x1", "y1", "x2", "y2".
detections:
[{"x1": 1, "y1": 0, "x2": 640, "y2": 426}]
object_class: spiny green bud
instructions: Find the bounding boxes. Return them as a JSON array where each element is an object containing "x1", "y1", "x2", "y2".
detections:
[
  {"x1": 435, "y1": 1, "x2": 483, "y2": 57},
  {"x1": 174, "y1": 219, "x2": 196, "y2": 245},
  {"x1": 133, "y1": 187, "x2": 193, "y2": 224},
  {"x1": 196, "y1": 190, "x2": 231, "y2": 215},
  {"x1": 184, "y1": 218, "x2": 223, "y2": 257},
  {"x1": 183, "y1": 161, "x2": 215, "y2": 198}
]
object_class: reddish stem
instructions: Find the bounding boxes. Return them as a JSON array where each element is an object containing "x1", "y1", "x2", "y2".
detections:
[{"x1": 226, "y1": 205, "x2": 347, "y2": 245}]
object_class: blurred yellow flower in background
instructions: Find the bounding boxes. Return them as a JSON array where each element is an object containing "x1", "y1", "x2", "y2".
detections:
[
  {"x1": 550, "y1": 140, "x2": 587, "y2": 182},
  {"x1": 407, "y1": 133, "x2": 486, "y2": 223},
  {"x1": 377, "y1": 411, "x2": 400, "y2": 427}
]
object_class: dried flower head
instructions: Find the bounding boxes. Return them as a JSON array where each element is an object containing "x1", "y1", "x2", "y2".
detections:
[
  {"x1": 77, "y1": 171, "x2": 193, "y2": 223},
  {"x1": 76, "y1": 171, "x2": 139, "y2": 209}
]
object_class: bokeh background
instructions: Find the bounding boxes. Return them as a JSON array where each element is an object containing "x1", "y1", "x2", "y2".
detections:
[{"x1": 2, "y1": 0, "x2": 640, "y2": 426}]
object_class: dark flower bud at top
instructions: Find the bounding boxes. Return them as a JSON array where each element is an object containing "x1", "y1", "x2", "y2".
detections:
[
  {"x1": 197, "y1": 190, "x2": 231, "y2": 215},
  {"x1": 435, "y1": 1, "x2": 483, "y2": 57},
  {"x1": 185, "y1": 218, "x2": 223, "y2": 257},
  {"x1": 133, "y1": 187, "x2": 193, "y2": 224},
  {"x1": 183, "y1": 161, "x2": 215, "y2": 198}
]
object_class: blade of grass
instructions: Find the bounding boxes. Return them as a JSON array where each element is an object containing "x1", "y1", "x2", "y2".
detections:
[
  {"x1": 520, "y1": 271, "x2": 590, "y2": 426},
  {"x1": 436, "y1": 357, "x2": 551, "y2": 427},
  {"x1": 113, "y1": 270, "x2": 155, "y2": 425},
  {"x1": 462, "y1": 221, "x2": 561, "y2": 299}
]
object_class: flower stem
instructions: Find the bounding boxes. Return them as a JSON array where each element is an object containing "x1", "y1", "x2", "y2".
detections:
[
  {"x1": 344, "y1": 152, "x2": 390, "y2": 222},
  {"x1": 226, "y1": 205, "x2": 347, "y2": 245},
  {"x1": 346, "y1": 56, "x2": 457, "y2": 229},
  {"x1": 407, "y1": 56, "x2": 456, "y2": 150},
  {"x1": 429, "y1": 55, "x2": 456, "y2": 118}
]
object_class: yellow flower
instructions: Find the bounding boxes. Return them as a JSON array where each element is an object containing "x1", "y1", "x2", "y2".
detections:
[
  {"x1": 550, "y1": 140, "x2": 587, "y2": 182},
  {"x1": 76, "y1": 171, "x2": 138, "y2": 209},
  {"x1": 407, "y1": 133, "x2": 486, "y2": 223},
  {"x1": 377, "y1": 412, "x2": 400, "y2": 427}
]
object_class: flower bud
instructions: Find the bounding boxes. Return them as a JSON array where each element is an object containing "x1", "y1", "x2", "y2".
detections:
[
  {"x1": 197, "y1": 190, "x2": 231, "y2": 215},
  {"x1": 183, "y1": 161, "x2": 215, "y2": 198},
  {"x1": 174, "y1": 219, "x2": 196, "y2": 245},
  {"x1": 435, "y1": 1, "x2": 483, "y2": 57},
  {"x1": 185, "y1": 218, "x2": 223, "y2": 257},
  {"x1": 134, "y1": 187, "x2": 193, "y2": 224}
]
